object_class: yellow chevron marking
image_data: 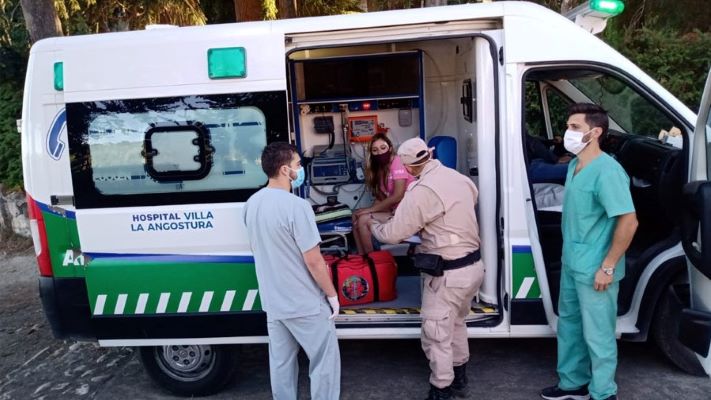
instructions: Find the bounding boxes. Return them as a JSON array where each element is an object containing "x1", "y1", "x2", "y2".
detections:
[{"x1": 340, "y1": 306, "x2": 498, "y2": 315}]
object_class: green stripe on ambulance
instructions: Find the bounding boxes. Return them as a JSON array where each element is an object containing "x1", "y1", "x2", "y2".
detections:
[
  {"x1": 86, "y1": 258, "x2": 261, "y2": 316},
  {"x1": 92, "y1": 289, "x2": 260, "y2": 315},
  {"x1": 511, "y1": 246, "x2": 541, "y2": 299}
]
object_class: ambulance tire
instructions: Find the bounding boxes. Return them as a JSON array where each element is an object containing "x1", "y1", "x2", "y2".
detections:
[
  {"x1": 651, "y1": 282, "x2": 707, "y2": 376},
  {"x1": 139, "y1": 344, "x2": 239, "y2": 396}
]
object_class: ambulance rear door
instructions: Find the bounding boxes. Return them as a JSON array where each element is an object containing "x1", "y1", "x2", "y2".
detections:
[
  {"x1": 680, "y1": 68, "x2": 711, "y2": 375},
  {"x1": 61, "y1": 25, "x2": 287, "y2": 339}
]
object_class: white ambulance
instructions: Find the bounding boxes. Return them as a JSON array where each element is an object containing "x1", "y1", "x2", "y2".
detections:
[{"x1": 20, "y1": 1, "x2": 711, "y2": 395}]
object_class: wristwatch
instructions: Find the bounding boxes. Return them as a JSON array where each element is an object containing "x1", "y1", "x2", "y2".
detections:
[{"x1": 601, "y1": 265, "x2": 615, "y2": 276}]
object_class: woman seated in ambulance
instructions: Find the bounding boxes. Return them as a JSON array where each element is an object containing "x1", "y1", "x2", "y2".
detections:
[{"x1": 352, "y1": 133, "x2": 415, "y2": 254}]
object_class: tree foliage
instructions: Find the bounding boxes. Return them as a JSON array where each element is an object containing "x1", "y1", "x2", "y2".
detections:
[
  {"x1": 0, "y1": 81, "x2": 22, "y2": 189},
  {"x1": 612, "y1": 0, "x2": 710, "y2": 35},
  {"x1": 235, "y1": 0, "x2": 361, "y2": 20},
  {"x1": 200, "y1": 0, "x2": 235, "y2": 24},
  {"x1": 0, "y1": 1, "x2": 26, "y2": 81},
  {"x1": 297, "y1": 0, "x2": 362, "y2": 16},
  {"x1": 605, "y1": 25, "x2": 711, "y2": 110},
  {"x1": 55, "y1": 0, "x2": 206, "y2": 34},
  {"x1": 367, "y1": 0, "x2": 417, "y2": 10},
  {"x1": 263, "y1": 0, "x2": 278, "y2": 19},
  {"x1": 0, "y1": 0, "x2": 26, "y2": 48},
  {"x1": 0, "y1": 0, "x2": 25, "y2": 189}
]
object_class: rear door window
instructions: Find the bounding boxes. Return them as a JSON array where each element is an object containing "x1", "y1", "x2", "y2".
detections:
[{"x1": 68, "y1": 92, "x2": 288, "y2": 208}]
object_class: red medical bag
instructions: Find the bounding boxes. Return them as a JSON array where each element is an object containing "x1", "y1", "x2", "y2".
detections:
[{"x1": 324, "y1": 251, "x2": 398, "y2": 306}]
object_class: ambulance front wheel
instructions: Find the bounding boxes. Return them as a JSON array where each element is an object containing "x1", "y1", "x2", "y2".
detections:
[
  {"x1": 139, "y1": 344, "x2": 239, "y2": 396},
  {"x1": 652, "y1": 281, "x2": 706, "y2": 376}
]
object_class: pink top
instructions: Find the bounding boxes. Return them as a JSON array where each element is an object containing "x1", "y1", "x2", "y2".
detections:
[{"x1": 381, "y1": 155, "x2": 416, "y2": 201}]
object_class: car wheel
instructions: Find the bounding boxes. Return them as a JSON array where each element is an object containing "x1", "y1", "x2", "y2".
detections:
[
  {"x1": 139, "y1": 344, "x2": 239, "y2": 396},
  {"x1": 652, "y1": 282, "x2": 707, "y2": 376}
]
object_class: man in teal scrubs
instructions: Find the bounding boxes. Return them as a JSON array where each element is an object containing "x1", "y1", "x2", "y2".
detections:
[{"x1": 541, "y1": 103, "x2": 638, "y2": 400}]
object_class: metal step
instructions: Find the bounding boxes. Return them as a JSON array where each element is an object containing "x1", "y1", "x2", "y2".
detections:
[{"x1": 336, "y1": 301, "x2": 499, "y2": 324}]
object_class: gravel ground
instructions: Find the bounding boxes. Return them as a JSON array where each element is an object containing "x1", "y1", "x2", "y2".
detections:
[{"x1": 0, "y1": 251, "x2": 133, "y2": 399}]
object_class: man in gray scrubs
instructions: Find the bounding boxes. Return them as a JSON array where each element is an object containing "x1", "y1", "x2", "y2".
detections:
[{"x1": 244, "y1": 142, "x2": 341, "y2": 400}]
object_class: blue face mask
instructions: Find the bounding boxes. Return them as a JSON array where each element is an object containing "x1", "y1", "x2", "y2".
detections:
[{"x1": 289, "y1": 167, "x2": 305, "y2": 189}]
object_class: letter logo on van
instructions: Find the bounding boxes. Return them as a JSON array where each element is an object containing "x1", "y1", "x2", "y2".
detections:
[
  {"x1": 62, "y1": 249, "x2": 85, "y2": 267},
  {"x1": 46, "y1": 109, "x2": 67, "y2": 161}
]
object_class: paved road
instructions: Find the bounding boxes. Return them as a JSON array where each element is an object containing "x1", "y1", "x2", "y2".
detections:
[
  {"x1": 97, "y1": 339, "x2": 711, "y2": 400},
  {"x1": 2, "y1": 253, "x2": 710, "y2": 399}
]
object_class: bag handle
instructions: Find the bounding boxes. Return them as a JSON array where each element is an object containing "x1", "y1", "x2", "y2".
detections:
[
  {"x1": 330, "y1": 258, "x2": 340, "y2": 296},
  {"x1": 329, "y1": 254, "x2": 351, "y2": 296},
  {"x1": 363, "y1": 254, "x2": 380, "y2": 302}
]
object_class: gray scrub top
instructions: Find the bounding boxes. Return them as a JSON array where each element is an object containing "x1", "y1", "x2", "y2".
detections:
[{"x1": 243, "y1": 187, "x2": 323, "y2": 321}]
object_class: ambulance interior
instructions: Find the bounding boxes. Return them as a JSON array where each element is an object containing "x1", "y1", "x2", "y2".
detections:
[{"x1": 286, "y1": 37, "x2": 500, "y2": 325}]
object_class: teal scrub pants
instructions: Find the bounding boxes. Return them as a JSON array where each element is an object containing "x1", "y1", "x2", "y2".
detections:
[{"x1": 557, "y1": 266, "x2": 619, "y2": 400}]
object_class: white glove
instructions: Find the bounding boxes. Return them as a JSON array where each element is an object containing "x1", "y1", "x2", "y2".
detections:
[{"x1": 327, "y1": 295, "x2": 339, "y2": 320}]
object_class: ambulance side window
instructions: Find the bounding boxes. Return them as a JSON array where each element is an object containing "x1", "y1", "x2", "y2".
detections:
[
  {"x1": 568, "y1": 74, "x2": 677, "y2": 139},
  {"x1": 524, "y1": 81, "x2": 545, "y2": 137},
  {"x1": 524, "y1": 82, "x2": 570, "y2": 138},
  {"x1": 68, "y1": 92, "x2": 288, "y2": 208},
  {"x1": 526, "y1": 68, "x2": 682, "y2": 146},
  {"x1": 543, "y1": 87, "x2": 570, "y2": 137}
]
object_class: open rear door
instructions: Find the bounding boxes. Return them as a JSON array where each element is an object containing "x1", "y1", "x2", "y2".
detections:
[
  {"x1": 680, "y1": 68, "x2": 711, "y2": 375},
  {"x1": 62, "y1": 27, "x2": 287, "y2": 327}
]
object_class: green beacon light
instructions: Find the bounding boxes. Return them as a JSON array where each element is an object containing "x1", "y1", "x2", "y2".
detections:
[
  {"x1": 590, "y1": 0, "x2": 625, "y2": 16},
  {"x1": 565, "y1": 0, "x2": 624, "y2": 34}
]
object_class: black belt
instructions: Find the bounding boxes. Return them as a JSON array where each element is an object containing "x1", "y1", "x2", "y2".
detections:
[{"x1": 442, "y1": 250, "x2": 481, "y2": 271}]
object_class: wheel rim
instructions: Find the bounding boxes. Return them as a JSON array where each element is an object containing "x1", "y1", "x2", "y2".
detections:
[{"x1": 154, "y1": 345, "x2": 216, "y2": 382}]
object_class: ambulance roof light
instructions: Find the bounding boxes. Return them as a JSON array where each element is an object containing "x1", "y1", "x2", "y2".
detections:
[
  {"x1": 590, "y1": 0, "x2": 625, "y2": 16},
  {"x1": 565, "y1": 0, "x2": 625, "y2": 35}
]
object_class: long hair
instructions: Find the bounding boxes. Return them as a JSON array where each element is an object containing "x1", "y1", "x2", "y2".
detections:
[{"x1": 365, "y1": 133, "x2": 394, "y2": 200}]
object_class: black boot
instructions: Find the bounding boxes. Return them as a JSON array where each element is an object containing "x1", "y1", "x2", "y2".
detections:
[
  {"x1": 425, "y1": 384, "x2": 453, "y2": 400},
  {"x1": 451, "y1": 364, "x2": 468, "y2": 398}
]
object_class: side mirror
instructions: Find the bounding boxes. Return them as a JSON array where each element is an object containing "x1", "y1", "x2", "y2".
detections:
[{"x1": 681, "y1": 181, "x2": 711, "y2": 279}]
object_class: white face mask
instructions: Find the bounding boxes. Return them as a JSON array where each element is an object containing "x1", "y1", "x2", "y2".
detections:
[{"x1": 563, "y1": 129, "x2": 593, "y2": 155}]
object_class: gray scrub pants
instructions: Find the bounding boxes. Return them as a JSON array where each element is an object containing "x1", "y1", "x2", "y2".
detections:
[{"x1": 267, "y1": 302, "x2": 341, "y2": 400}]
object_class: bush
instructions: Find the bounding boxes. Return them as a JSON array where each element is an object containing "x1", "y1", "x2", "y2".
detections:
[
  {"x1": 0, "y1": 81, "x2": 23, "y2": 190},
  {"x1": 605, "y1": 26, "x2": 711, "y2": 111},
  {"x1": 0, "y1": 0, "x2": 28, "y2": 190}
]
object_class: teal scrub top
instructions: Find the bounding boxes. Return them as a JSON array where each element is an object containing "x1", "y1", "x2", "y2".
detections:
[{"x1": 562, "y1": 152, "x2": 635, "y2": 283}]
